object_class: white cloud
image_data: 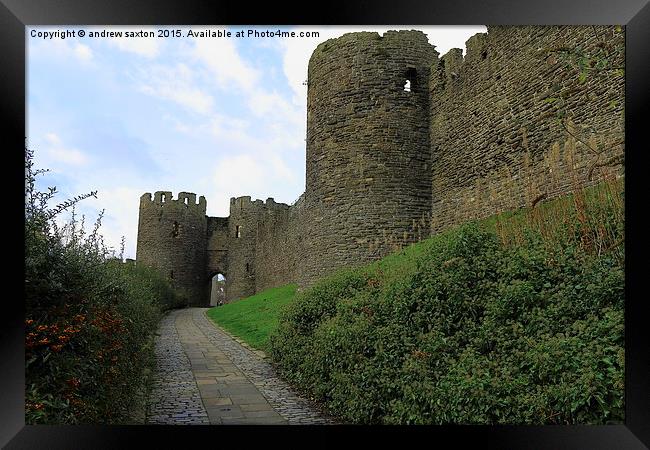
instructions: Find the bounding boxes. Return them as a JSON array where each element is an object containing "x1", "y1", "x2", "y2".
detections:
[
  {"x1": 209, "y1": 114, "x2": 250, "y2": 138},
  {"x1": 246, "y1": 89, "x2": 302, "y2": 126},
  {"x1": 47, "y1": 147, "x2": 88, "y2": 166},
  {"x1": 191, "y1": 34, "x2": 260, "y2": 92},
  {"x1": 268, "y1": 153, "x2": 295, "y2": 181},
  {"x1": 82, "y1": 186, "x2": 145, "y2": 259},
  {"x1": 109, "y1": 31, "x2": 161, "y2": 58},
  {"x1": 45, "y1": 132, "x2": 62, "y2": 146},
  {"x1": 43, "y1": 132, "x2": 88, "y2": 166},
  {"x1": 210, "y1": 154, "x2": 265, "y2": 215},
  {"x1": 74, "y1": 43, "x2": 93, "y2": 62},
  {"x1": 207, "y1": 111, "x2": 304, "y2": 157},
  {"x1": 243, "y1": 88, "x2": 305, "y2": 151},
  {"x1": 135, "y1": 63, "x2": 214, "y2": 115},
  {"x1": 185, "y1": 33, "x2": 306, "y2": 150},
  {"x1": 214, "y1": 154, "x2": 266, "y2": 193},
  {"x1": 29, "y1": 33, "x2": 96, "y2": 65},
  {"x1": 165, "y1": 116, "x2": 192, "y2": 134},
  {"x1": 209, "y1": 153, "x2": 298, "y2": 216}
]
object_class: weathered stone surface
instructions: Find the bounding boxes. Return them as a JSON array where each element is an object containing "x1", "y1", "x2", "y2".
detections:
[
  {"x1": 136, "y1": 26, "x2": 624, "y2": 305},
  {"x1": 428, "y1": 26, "x2": 624, "y2": 232},
  {"x1": 296, "y1": 30, "x2": 439, "y2": 287},
  {"x1": 145, "y1": 312, "x2": 210, "y2": 425},
  {"x1": 146, "y1": 308, "x2": 333, "y2": 425},
  {"x1": 136, "y1": 192, "x2": 208, "y2": 306}
]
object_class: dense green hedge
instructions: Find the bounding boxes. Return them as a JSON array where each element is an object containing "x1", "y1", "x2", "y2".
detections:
[
  {"x1": 25, "y1": 148, "x2": 180, "y2": 423},
  {"x1": 269, "y1": 220, "x2": 624, "y2": 424}
]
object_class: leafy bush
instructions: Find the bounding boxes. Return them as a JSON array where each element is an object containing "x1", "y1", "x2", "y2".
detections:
[
  {"x1": 268, "y1": 182, "x2": 624, "y2": 425},
  {"x1": 25, "y1": 147, "x2": 178, "y2": 423}
]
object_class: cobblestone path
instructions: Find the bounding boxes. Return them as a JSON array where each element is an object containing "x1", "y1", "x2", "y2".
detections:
[
  {"x1": 146, "y1": 311, "x2": 210, "y2": 424},
  {"x1": 146, "y1": 308, "x2": 333, "y2": 425}
]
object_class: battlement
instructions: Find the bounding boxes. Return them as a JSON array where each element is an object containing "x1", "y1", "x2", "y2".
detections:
[
  {"x1": 140, "y1": 191, "x2": 207, "y2": 214},
  {"x1": 431, "y1": 31, "x2": 494, "y2": 89},
  {"x1": 433, "y1": 32, "x2": 490, "y2": 86},
  {"x1": 316, "y1": 29, "x2": 431, "y2": 52},
  {"x1": 229, "y1": 196, "x2": 290, "y2": 211}
]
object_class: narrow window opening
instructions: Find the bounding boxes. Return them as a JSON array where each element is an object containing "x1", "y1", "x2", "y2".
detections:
[
  {"x1": 481, "y1": 51, "x2": 488, "y2": 60},
  {"x1": 169, "y1": 270, "x2": 174, "y2": 279},
  {"x1": 245, "y1": 263, "x2": 250, "y2": 273},
  {"x1": 184, "y1": 197, "x2": 189, "y2": 205},
  {"x1": 172, "y1": 221, "x2": 180, "y2": 237},
  {"x1": 404, "y1": 67, "x2": 417, "y2": 92},
  {"x1": 235, "y1": 225, "x2": 242, "y2": 238}
]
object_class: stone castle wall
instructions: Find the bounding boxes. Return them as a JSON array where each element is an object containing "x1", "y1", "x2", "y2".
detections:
[
  {"x1": 253, "y1": 199, "x2": 298, "y2": 293},
  {"x1": 429, "y1": 25, "x2": 624, "y2": 232},
  {"x1": 221, "y1": 196, "x2": 302, "y2": 301},
  {"x1": 136, "y1": 192, "x2": 208, "y2": 306},
  {"x1": 136, "y1": 26, "x2": 624, "y2": 306}
]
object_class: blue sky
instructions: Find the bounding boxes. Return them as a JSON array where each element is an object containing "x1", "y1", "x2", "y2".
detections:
[{"x1": 27, "y1": 25, "x2": 487, "y2": 259}]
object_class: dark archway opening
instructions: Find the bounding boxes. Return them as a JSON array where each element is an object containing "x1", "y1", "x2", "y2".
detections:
[{"x1": 209, "y1": 273, "x2": 226, "y2": 306}]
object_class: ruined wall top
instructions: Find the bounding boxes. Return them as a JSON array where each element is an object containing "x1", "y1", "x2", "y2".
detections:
[
  {"x1": 312, "y1": 29, "x2": 433, "y2": 54},
  {"x1": 229, "y1": 195, "x2": 290, "y2": 213},
  {"x1": 140, "y1": 191, "x2": 207, "y2": 215}
]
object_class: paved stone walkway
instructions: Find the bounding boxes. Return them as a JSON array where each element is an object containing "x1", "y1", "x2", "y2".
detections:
[
  {"x1": 146, "y1": 311, "x2": 210, "y2": 424},
  {"x1": 146, "y1": 308, "x2": 333, "y2": 425}
]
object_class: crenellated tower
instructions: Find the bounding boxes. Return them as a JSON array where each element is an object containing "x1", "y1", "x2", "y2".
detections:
[{"x1": 136, "y1": 191, "x2": 208, "y2": 306}]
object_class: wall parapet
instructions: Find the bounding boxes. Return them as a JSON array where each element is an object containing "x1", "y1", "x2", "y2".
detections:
[
  {"x1": 141, "y1": 191, "x2": 207, "y2": 214},
  {"x1": 229, "y1": 195, "x2": 291, "y2": 212}
]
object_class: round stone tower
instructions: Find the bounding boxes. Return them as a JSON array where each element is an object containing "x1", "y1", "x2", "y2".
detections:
[
  {"x1": 299, "y1": 30, "x2": 438, "y2": 287},
  {"x1": 136, "y1": 191, "x2": 208, "y2": 306}
]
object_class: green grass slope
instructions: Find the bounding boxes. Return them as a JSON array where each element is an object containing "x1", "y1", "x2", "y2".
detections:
[
  {"x1": 267, "y1": 178, "x2": 624, "y2": 425},
  {"x1": 206, "y1": 283, "x2": 297, "y2": 350}
]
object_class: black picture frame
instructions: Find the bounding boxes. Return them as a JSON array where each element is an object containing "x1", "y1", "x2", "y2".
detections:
[{"x1": 2, "y1": 0, "x2": 648, "y2": 448}]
